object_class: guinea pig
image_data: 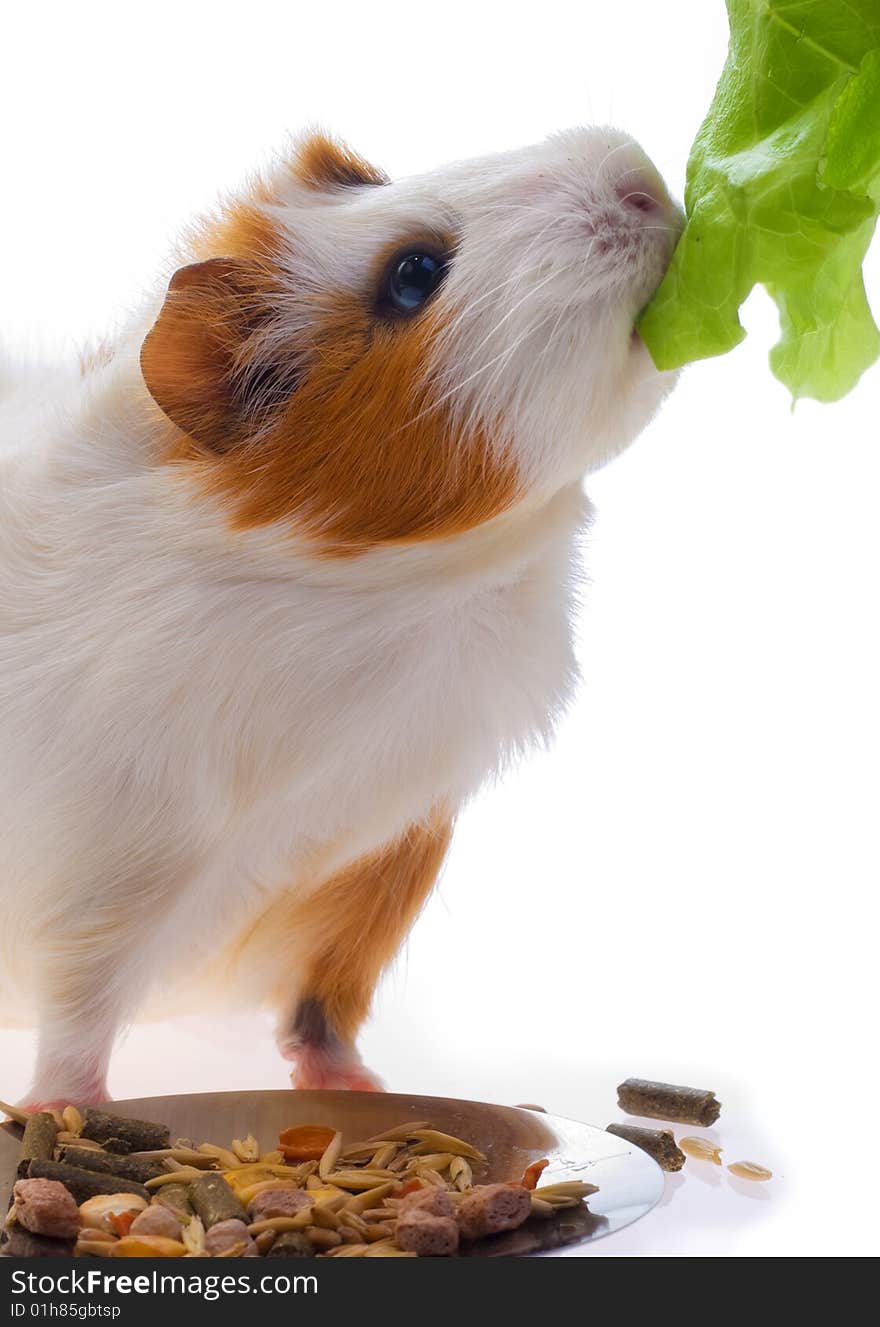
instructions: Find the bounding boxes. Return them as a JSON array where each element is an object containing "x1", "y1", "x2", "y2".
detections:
[{"x1": 0, "y1": 128, "x2": 681, "y2": 1106}]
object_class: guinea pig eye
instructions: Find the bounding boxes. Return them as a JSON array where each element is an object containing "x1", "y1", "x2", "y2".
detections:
[{"x1": 380, "y1": 250, "x2": 448, "y2": 317}]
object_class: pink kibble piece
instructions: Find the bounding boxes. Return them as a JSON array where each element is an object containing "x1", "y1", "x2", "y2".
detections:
[
  {"x1": 247, "y1": 1187, "x2": 312, "y2": 1223},
  {"x1": 12, "y1": 1179, "x2": 80, "y2": 1240},
  {"x1": 396, "y1": 1210, "x2": 459, "y2": 1256},
  {"x1": 130, "y1": 1205, "x2": 182, "y2": 1240},
  {"x1": 205, "y1": 1218, "x2": 259, "y2": 1257},
  {"x1": 456, "y1": 1183, "x2": 532, "y2": 1240}
]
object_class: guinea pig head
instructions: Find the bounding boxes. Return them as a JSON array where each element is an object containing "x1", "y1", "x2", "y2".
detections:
[{"x1": 141, "y1": 129, "x2": 681, "y2": 554}]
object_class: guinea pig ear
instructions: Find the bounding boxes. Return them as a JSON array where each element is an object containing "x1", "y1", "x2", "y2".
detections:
[
  {"x1": 140, "y1": 257, "x2": 295, "y2": 452},
  {"x1": 293, "y1": 132, "x2": 388, "y2": 192}
]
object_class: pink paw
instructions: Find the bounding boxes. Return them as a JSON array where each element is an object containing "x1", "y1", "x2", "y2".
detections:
[
  {"x1": 18, "y1": 1085, "x2": 110, "y2": 1113},
  {"x1": 288, "y1": 1044, "x2": 383, "y2": 1093},
  {"x1": 16, "y1": 1100, "x2": 73, "y2": 1114}
]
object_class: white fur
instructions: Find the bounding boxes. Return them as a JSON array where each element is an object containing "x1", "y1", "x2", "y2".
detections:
[{"x1": 0, "y1": 127, "x2": 678, "y2": 1102}]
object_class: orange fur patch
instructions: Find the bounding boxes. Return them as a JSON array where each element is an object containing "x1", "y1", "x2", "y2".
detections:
[
  {"x1": 190, "y1": 297, "x2": 518, "y2": 550},
  {"x1": 250, "y1": 811, "x2": 453, "y2": 1045},
  {"x1": 293, "y1": 133, "x2": 389, "y2": 192},
  {"x1": 143, "y1": 154, "x2": 518, "y2": 551}
]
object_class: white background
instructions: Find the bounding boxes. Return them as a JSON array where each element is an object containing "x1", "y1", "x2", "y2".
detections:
[{"x1": 2, "y1": 0, "x2": 877, "y2": 1256}]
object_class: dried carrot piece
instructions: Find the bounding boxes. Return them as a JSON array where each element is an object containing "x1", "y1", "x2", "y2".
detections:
[
  {"x1": 520, "y1": 1158, "x2": 549, "y2": 1191},
  {"x1": 397, "y1": 1178, "x2": 424, "y2": 1197},
  {"x1": 278, "y1": 1125, "x2": 337, "y2": 1162},
  {"x1": 108, "y1": 1210, "x2": 137, "y2": 1237}
]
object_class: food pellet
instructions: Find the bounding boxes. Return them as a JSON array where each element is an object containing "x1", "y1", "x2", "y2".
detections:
[
  {"x1": 397, "y1": 1210, "x2": 459, "y2": 1256},
  {"x1": 189, "y1": 1173, "x2": 248, "y2": 1228},
  {"x1": 19, "y1": 1113, "x2": 59, "y2": 1167},
  {"x1": 80, "y1": 1109, "x2": 170, "y2": 1153},
  {"x1": 456, "y1": 1183, "x2": 532, "y2": 1240},
  {"x1": 12, "y1": 1179, "x2": 81, "y2": 1239},
  {"x1": 26, "y1": 1161, "x2": 150, "y2": 1206},
  {"x1": 3, "y1": 1107, "x2": 595, "y2": 1259},
  {"x1": 617, "y1": 1077, "x2": 721, "y2": 1127},
  {"x1": 605, "y1": 1123, "x2": 686, "y2": 1172}
]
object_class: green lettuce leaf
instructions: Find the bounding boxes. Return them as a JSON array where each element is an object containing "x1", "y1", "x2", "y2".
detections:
[{"x1": 638, "y1": 0, "x2": 880, "y2": 402}]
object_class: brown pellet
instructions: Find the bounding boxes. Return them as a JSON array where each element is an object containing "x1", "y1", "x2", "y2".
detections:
[
  {"x1": 617, "y1": 1078, "x2": 721, "y2": 1127},
  {"x1": 605, "y1": 1123, "x2": 686, "y2": 1172}
]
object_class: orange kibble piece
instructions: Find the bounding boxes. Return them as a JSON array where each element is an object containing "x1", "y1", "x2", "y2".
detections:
[{"x1": 278, "y1": 1124, "x2": 337, "y2": 1162}]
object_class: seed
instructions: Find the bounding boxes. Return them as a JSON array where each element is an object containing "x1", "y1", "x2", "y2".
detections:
[
  {"x1": 679, "y1": 1136, "x2": 723, "y2": 1165},
  {"x1": 449, "y1": 1157, "x2": 473, "y2": 1191},
  {"x1": 324, "y1": 1169, "x2": 397, "y2": 1190},
  {"x1": 728, "y1": 1161, "x2": 772, "y2": 1181},
  {"x1": 154, "y1": 1150, "x2": 218, "y2": 1168},
  {"x1": 62, "y1": 1107, "x2": 84, "y2": 1136},
  {"x1": 0, "y1": 1099, "x2": 32, "y2": 1126},
  {"x1": 248, "y1": 1213, "x2": 314, "y2": 1235},
  {"x1": 340, "y1": 1142, "x2": 381, "y2": 1160},
  {"x1": 366, "y1": 1122, "x2": 432, "y2": 1143},
  {"x1": 409, "y1": 1130, "x2": 486, "y2": 1162},
  {"x1": 327, "y1": 1242, "x2": 370, "y2": 1257},
  {"x1": 313, "y1": 1191, "x2": 348, "y2": 1211},
  {"x1": 305, "y1": 1225, "x2": 342, "y2": 1250},
  {"x1": 231, "y1": 1135, "x2": 260, "y2": 1164},
  {"x1": 75, "y1": 1239, "x2": 117, "y2": 1257},
  {"x1": 254, "y1": 1230, "x2": 276, "y2": 1255},
  {"x1": 341, "y1": 1182, "x2": 396, "y2": 1217},
  {"x1": 533, "y1": 1181, "x2": 598, "y2": 1201},
  {"x1": 408, "y1": 1152, "x2": 454, "y2": 1173},
  {"x1": 363, "y1": 1222, "x2": 393, "y2": 1241},
  {"x1": 363, "y1": 1243, "x2": 416, "y2": 1258},
  {"x1": 145, "y1": 1169, "x2": 205, "y2": 1188},
  {"x1": 181, "y1": 1216, "x2": 206, "y2": 1257},
  {"x1": 369, "y1": 1143, "x2": 399, "y2": 1170},
  {"x1": 318, "y1": 1131, "x2": 343, "y2": 1181},
  {"x1": 196, "y1": 1143, "x2": 241, "y2": 1170},
  {"x1": 309, "y1": 1203, "x2": 340, "y2": 1231}
]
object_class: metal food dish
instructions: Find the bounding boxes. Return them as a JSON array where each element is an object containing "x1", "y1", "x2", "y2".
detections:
[{"x1": 1, "y1": 1089, "x2": 663, "y2": 1256}]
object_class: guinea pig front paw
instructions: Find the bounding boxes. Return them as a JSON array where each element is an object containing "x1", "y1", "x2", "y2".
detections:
[
  {"x1": 19, "y1": 1081, "x2": 111, "y2": 1113},
  {"x1": 287, "y1": 1043, "x2": 384, "y2": 1093}
]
